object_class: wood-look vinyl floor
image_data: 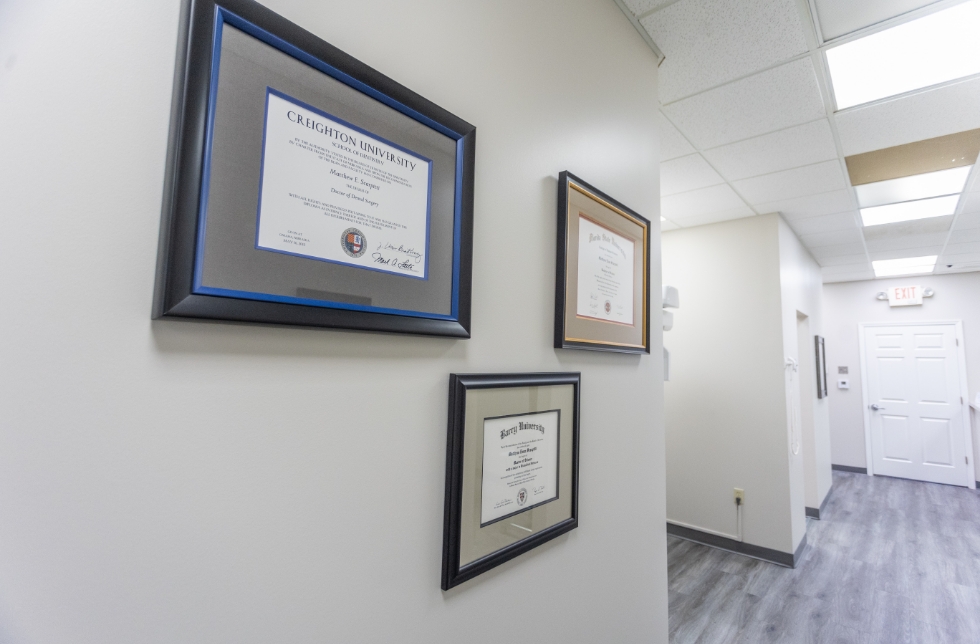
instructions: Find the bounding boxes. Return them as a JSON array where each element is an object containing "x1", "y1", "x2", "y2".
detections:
[{"x1": 667, "y1": 471, "x2": 980, "y2": 643}]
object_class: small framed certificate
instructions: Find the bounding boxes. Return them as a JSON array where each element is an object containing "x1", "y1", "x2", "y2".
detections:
[
  {"x1": 153, "y1": 0, "x2": 474, "y2": 337},
  {"x1": 442, "y1": 373, "x2": 580, "y2": 590},
  {"x1": 554, "y1": 172, "x2": 650, "y2": 353}
]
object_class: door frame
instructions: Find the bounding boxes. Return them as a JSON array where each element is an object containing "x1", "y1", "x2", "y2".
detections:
[{"x1": 857, "y1": 319, "x2": 975, "y2": 488}]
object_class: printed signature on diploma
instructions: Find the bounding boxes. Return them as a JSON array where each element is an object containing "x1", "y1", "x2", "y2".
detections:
[{"x1": 371, "y1": 243, "x2": 422, "y2": 273}]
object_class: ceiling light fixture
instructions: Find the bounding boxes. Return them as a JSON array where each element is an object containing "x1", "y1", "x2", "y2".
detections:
[
  {"x1": 854, "y1": 166, "x2": 972, "y2": 208},
  {"x1": 860, "y1": 194, "x2": 959, "y2": 227},
  {"x1": 872, "y1": 255, "x2": 937, "y2": 278},
  {"x1": 826, "y1": 0, "x2": 980, "y2": 110}
]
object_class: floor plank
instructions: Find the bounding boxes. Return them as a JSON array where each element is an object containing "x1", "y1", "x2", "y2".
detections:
[{"x1": 667, "y1": 471, "x2": 980, "y2": 643}]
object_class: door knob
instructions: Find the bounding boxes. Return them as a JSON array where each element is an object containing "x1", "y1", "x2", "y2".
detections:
[{"x1": 870, "y1": 403, "x2": 886, "y2": 411}]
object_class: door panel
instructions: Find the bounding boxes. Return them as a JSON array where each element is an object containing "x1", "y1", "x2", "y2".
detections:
[
  {"x1": 876, "y1": 334, "x2": 903, "y2": 349},
  {"x1": 914, "y1": 333, "x2": 944, "y2": 349},
  {"x1": 881, "y1": 415, "x2": 912, "y2": 461},
  {"x1": 915, "y1": 357, "x2": 948, "y2": 403},
  {"x1": 921, "y1": 417, "x2": 953, "y2": 466},
  {"x1": 877, "y1": 357, "x2": 907, "y2": 401},
  {"x1": 864, "y1": 324, "x2": 968, "y2": 486}
]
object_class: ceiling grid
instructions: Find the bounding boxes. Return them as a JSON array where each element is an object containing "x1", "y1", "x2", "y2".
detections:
[{"x1": 619, "y1": 0, "x2": 980, "y2": 281}]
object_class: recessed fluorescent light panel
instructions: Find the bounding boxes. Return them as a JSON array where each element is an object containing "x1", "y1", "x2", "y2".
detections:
[
  {"x1": 855, "y1": 166, "x2": 971, "y2": 208},
  {"x1": 826, "y1": 0, "x2": 980, "y2": 110},
  {"x1": 872, "y1": 256, "x2": 938, "y2": 278},
  {"x1": 861, "y1": 194, "x2": 959, "y2": 226}
]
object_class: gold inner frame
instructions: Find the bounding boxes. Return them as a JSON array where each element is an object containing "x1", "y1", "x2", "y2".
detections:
[{"x1": 563, "y1": 181, "x2": 648, "y2": 349}]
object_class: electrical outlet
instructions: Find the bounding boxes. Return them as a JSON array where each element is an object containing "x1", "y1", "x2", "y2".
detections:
[{"x1": 734, "y1": 488, "x2": 744, "y2": 504}]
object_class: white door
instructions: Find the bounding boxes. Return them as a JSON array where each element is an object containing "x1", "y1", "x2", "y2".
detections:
[{"x1": 863, "y1": 323, "x2": 971, "y2": 486}]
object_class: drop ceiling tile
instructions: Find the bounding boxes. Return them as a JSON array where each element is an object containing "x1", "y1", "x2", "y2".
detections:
[
  {"x1": 800, "y1": 227, "x2": 863, "y2": 248},
  {"x1": 947, "y1": 226, "x2": 980, "y2": 242},
  {"x1": 756, "y1": 189, "x2": 856, "y2": 220},
  {"x1": 661, "y1": 219, "x2": 680, "y2": 231},
  {"x1": 809, "y1": 242, "x2": 867, "y2": 259},
  {"x1": 954, "y1": 213, "x2": 980, "y2": 229},
  {"x1": 787, "y1": 211, "x2": 860, "y2": 236},
  {"x1": 823, "y1": 274, "x2": 871, "y2": 283},
  {"x1": 823, "y1": 268, "x2": 876, "y2": 283},
  {"x1": 702, "y1": 120, "x2": 838, "y2": 181},
  {"x1": 662, "y1": 58, "x2": 826, "y2": 150},
  {"x1": 862, "y1": 215, "x2": 952, "y2": 240},
  {"x1": 661, "y1": 183, "x2": 750, "y2": 219},
  {"x1": 641, "y1": 0, "x2": 808, "y2": 103},
  {"x1": 658, "y1": 111, "x2": 696, "y2": 162},
  {"x1": 816, "y1": 253, "x2": 869, "y2": 267},
  {"x1": 622, "y1": 0, "x2": 674, "y2": 16},
  {"x1": 821, "y1": 260, "x2": 870, "y2": 273},
  {"x1": 836, "y1": 76, "x2": 980, "y2": 156},
  {"x1": 674, "y1": 208, "x2": 756, "y2": 228},
  {"x1": 734, "y1": 160, "x2": 846, "y2": 204},
  {"x1": 865, "y1": 232, "x2": 950, "y2": 253},
  {"x1": 813, "y1": 0, "x2": 938, "y2": 41},
  {"x1": 868, "y1": 247, "x2": 944, "y2": 261},
  {"x1": 959, "y1": 191, "x2": 980, "y2": 214},
  {"x1": 935, "y1": 262, "x2": 980, "y2": 274},
  {"x1": 942, "y1": 241, "x2": 980, "y2": 256},
  {"x1": 660, "y1": 154, "x2": 724, "y2": 196},
  {"x1": 937, "y1": 253, "x2": 980, "y2": 271}
]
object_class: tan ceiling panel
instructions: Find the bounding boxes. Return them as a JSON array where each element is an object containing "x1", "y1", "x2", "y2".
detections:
[{"x1": 844, "y1": 129, "x2": 980, "y2": 186}]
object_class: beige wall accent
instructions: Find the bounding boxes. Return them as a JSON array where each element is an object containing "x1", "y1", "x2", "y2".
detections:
[{"x1": 845, "y1": 128, "x2": 980, "y2": 186}]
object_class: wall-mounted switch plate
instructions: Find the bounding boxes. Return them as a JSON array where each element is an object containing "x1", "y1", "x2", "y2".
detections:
[{"x1": 837, "y1": 378, "x2": 850, "y2": 390}]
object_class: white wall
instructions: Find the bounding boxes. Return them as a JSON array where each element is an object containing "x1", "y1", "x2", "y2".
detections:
[
  {"x1": 663, "y1": 214, "x2": 797, "y2": 554},
  {"x1": 777, "y1": 218, "x2": 832, "y2": 526},
  {"x1": 824, "y1": 272, "x2": 980, "y2": 482},
  {"x1": 662, "y1": 214, "x2": 829, "y2": 556},
  {"x1": 0, "y1": 2, "x2": 667, "y2": 642}
]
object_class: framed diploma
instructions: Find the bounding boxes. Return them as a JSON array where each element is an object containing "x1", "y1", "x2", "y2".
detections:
[
  {"x1": 554, "y1": 172, "x2": 650, "y2": 353},
  {"x1": 442, "y1": 373, "x2": 580, "y2": 590},
  {"x1": 153, "y1": 0, "x2": 475, "y2": 337}
]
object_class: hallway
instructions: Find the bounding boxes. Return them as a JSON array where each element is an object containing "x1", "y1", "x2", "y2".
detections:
[{"x1": 668, "y1": 472, "x2": 980, "y2": 643}]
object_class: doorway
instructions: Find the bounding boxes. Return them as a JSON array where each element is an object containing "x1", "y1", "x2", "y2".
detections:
[
  {"x1": 860, "y1": 321, "x2": 975, "y2": 488},
  {"x1": 796, "y1": 313, "x2": 818, "y2": 514}
]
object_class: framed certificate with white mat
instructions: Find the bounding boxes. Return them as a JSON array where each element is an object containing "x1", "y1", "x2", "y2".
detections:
[
  {"x1": 441, "y1": 372, "x2": 580, "y2": 590},
  {"x1": 153, "y1": 0, "x2": 475, "y2": 337},
  {"x1": 554, "y1": 171, "x2": 650, "y2": 353}
]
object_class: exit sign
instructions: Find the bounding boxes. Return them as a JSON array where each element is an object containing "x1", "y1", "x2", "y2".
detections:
[{"x1": 887, "y1": 285, "x2": 923, "y2": 307}]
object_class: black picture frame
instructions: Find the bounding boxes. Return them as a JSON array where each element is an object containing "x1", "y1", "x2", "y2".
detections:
[
  {"x1": 154, "y1": 0, "x2": 475, "y2": 337},
  {"x1": 555, "y1": 171, "x2": 651, "y2": 354},
  {"x1": 815, "y1": 336, "x2": 828, "y2": 399},
  {"x1": 442, "y1": 372, "x2": 580, "y2": 590}
]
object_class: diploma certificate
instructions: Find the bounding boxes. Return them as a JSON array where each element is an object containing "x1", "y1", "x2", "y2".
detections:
[
  {"x1": 576, "y1": 215, "x2": 635, "y2": 325},
  {"x1": 255, "y1": 89, "x2": 432, "y2": 279},
  {"x1": 480, "y1": 410, "x2": 560, "y2": 526}
]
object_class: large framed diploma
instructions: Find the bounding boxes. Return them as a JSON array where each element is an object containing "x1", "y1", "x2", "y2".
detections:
[
  {"x1": 554, "y1": 172, "x2": 650, "y2": 353},
  {"x1": 441, "y1": 373, "x2": 580, "y2": 590},
  {"x1": 153, "y1": 0, "x2": 475, "y2": 337}
]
